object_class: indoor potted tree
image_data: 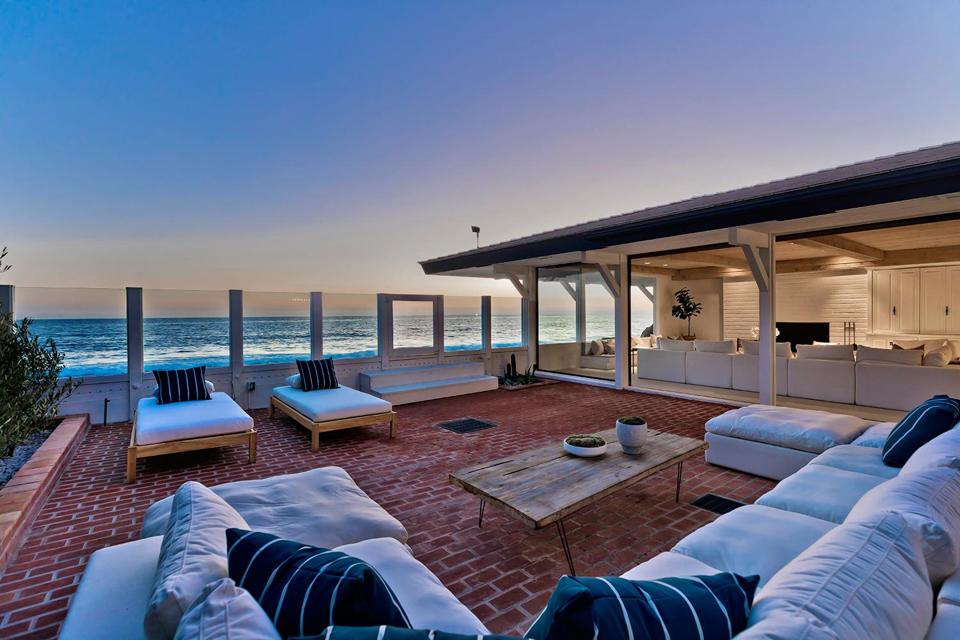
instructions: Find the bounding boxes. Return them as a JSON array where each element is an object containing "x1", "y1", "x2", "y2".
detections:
[
  {"x1": 671, "y1": 287, "x2": 702, "y2": 340},
  {"x1": 616, "y1": 415, "x2": 647, "y2": 454}
]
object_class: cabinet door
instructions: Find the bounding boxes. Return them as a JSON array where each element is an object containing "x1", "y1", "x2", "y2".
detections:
[
  {"x1": 897, "y1": 269, "x2": 920, "y2": 334},
  {"x1": 948, "y1": 267, "x2": 960, "y2": 334},
  {"x1": 921, "y1": 267, "x2": 947, "y2": 334},
  {"x1": 873, "y1": 270, "x2": 893, "y2": 333}
]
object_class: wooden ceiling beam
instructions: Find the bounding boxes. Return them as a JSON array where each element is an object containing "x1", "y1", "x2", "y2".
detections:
[
  {"x1": 671, "y1": 252, "x2": 748, "y2": 269},
  {"x1": 793, "y1": 235, "x2": 885, "y2": 261}
]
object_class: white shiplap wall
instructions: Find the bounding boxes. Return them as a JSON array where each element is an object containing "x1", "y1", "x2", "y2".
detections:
[{"x1": 723, "y1": 270, "x2": 869, "y2": 343}]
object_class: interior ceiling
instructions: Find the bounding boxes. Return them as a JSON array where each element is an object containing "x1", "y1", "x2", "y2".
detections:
[{"x1": 638, "y1": 218, "x2": 960, "y2": 279}]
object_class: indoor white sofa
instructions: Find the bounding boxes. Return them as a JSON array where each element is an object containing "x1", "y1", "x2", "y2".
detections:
[
  {"x1": 856, "y1": 360, "x2": 960, "y2": 411},
  {"x1": 625, "y1": 423, "x2": 960, "y2": 640}
]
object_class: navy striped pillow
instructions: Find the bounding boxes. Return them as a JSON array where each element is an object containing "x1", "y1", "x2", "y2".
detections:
[
  {"x1": 525, "y1": 573, "x2": 759, "y2": 640},
  {"x1": 226, "y1": 529, "x2": 409, "y2": 639},
  {"x1": 152, "y1": 366, "x2": 211, "y2": 405},
  {"x1": 296, "y1": 358, "x2": 339, "y2": 392},
  {"x1": 296, "y1": 627, "x2": 520, "y2": 640},
  {"x1": 882, "y1": 395, "x2": 960, "y2": 467}
]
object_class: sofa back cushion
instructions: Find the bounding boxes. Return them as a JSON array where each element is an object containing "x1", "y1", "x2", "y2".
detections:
[
  {"x1": 795, "y1": 344, "x2": 854, "y2": 361},
  {"x1": 742, "y1": 341, "x2": 793, "y2": 357},
  {"x1": 857, "y1": 345, "x2": 923, "y2": 366},
  {"x1": 845, "y1": 468, "x2": 960, "y2": 584},
  {"x1": 882, "y1": 395, "x2": 960, "y2": 467},
  {"x1": 658, "y1": 337, "x2": 694, "y2": 352},
  {"x1": 924, "y1": 345, "x2": 954, "y2": 367},
  {"x1": 893, "y1": 338, "x2": 947, "y2": 353},
  {"x1": 902, "y1": 427, "x2": 960, "y2": 473},
  {"x1": 173, "y1": 578, "x2": 279, "y2": 640},
  {"x1": 749, "y1": 512, "x2": 932, "y2": 640},
  {"x1": 694, "y1": 339, "x2": 737, "y2": 354}
]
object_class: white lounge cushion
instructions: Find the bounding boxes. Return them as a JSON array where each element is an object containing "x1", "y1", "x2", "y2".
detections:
[
  {"x1": 808, "y1": 444, "x2": 899, "y2": 479},
  {"x1": 135, "y1": 392, "x2": 253, "y2": 446},
  {"x1": 795, "y1": 344, "x2": 854, "y2": 361},
  {"x1": 173, "y1": 578, "x2": 279, "y2": 640},
  {"x1": 672, "y1": 505, "x2": 835, "y2": 588},
  {"x1": 846, "y1": 468, "x2": 960, "y2": 584},
  {"x1": 272, "y1": 384, "x2": 391, "y2": 422},
  {"x1": 141, "y1": 467, "x2": 408, "y2": 548},
  {"x1": 926, "y1": 602, "x2": 960, "y2": 640},
  {"x1": 741, "y1": 340, "x2": 793, "y2": 357},
  {"x1": 851, "y1": 421, "x2": 896, "y2": 448},
  {"x1": 619, "y1": 551, "x2": 718, "y2": 581},
  {"x1": 146, "y1": 482, "x2": 249, "y2": 640},
  {"x1": 335, "y1": 537, "x2": 490, "y2": 635},
  {"x1": 705, "y1": 405, "x2": 872, "y2": 454},
  {"x1": 902, "y1": 427, "x2": 960, "y2": 473},
  {"x1": 694, "y1": 339, "x2": 737, "y2": 353},
  {"x1": 857, "y1": 344, "x2": 923, "y2": 366},
  {"x1": 749, "y1": 512, "x2": 933, "y2": 640},
  {"x1": 755, "y1": 465, "x2": 887, "y2": 523},
  {"x1": 658, "y1": 337, "x2": 694, "y2": 351},
  {"x1": 734, "y1": 611, "x2": 837, "y2": 640},
  {"x1": 61, "y1": 536, "x2": 163, "y2": 640},
  {"x1": 939, "y1": 570, "x2": 960, "y2": 605}
]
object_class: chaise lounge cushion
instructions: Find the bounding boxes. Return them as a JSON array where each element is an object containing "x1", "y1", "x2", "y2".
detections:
[
  {"x1": 173, "y1": 578, "x2": 279, "y2": 640},
  {"x1": 755, "y1": 465, "x2": 887, "y2": 524},
  {"x1": 135, "y1": 392, "x2": 253, "y2": 446},
  {"x1": 272, "y1": 384, "x2": 392, "y2": 422},
  {"x1": 807, "y1": 445, "x2": 899, "y2": 479},
  {"x1": 141, "y1": 467, "x2": 408, "y2": 548},
  {"x1": 850, "y1": 421, "x2": 896, "y2": 448},
  {"x1": 705, "y1": 405, "x2": 872, "y2": 454},
  {"x1": 672, "y1": 505, "x2": 835, "y2": 588}
]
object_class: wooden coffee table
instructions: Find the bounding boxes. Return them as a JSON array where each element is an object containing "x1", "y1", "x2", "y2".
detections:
[{"x1": 449, "y1": 428, "x2": 707, "y2": 574}]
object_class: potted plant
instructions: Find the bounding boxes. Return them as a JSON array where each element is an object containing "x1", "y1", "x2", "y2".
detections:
[
  {"x1": 562, "y1": 434, "x2": 607, "y2": 458},
  {"x1": 616, "y1": 415, "x2": 647, "y2": 454},
  {"x1": 671, "y1": 287, "x2": 702, "y2": 339}
]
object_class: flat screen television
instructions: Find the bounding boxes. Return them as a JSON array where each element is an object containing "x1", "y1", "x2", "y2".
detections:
[{"x1": 776, "y1": 322, "x2": 830, "y2": 352}]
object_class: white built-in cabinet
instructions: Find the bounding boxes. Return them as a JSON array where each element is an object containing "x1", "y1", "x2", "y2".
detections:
[{"x1": 873, "y1": 266, "x2": 960, "y2": 335}]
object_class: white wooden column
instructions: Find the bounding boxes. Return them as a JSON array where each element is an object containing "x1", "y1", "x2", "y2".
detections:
[
  {"x1": 435, "y1": 295, "x2": 445, "y2": 363},
  {"x1": 0, "y1": 284, "x2": 13, "y2": 316},
  {"x1": 229, "y1": 290, "x2": 243, "y2": 401},
  {"x1": 309, "y1": 292, "x2": 323, "y2": 359},
  {"x1": 614, "y1": 256, "x2": 630, "y2": 389},
  {"x1": 524, "y1": 267, "x2": 538, "y2": 369},
  {"x1": 377, "y1": 293, "x2": 391, "y2": 370},
  {"x1": 731, "y1": 229, "x2": 777, "y2": 404},
  {"x1": 126, "y1": 287, "x2": 144, "y2": 417},
  {"x1": 481, "y1": 296, "x2": 492, "y2": 373}
]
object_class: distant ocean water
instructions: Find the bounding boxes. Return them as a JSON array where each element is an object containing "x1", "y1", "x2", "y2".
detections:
[{"x1": 28, "y1": 313, "x2": 652, "y2": 377}]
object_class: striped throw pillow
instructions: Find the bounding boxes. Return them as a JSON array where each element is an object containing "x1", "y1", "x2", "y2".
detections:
[
  {"x1": 152, "y1": 366, "x2": 211, "y2": 405},
  {"x1": 882, "y1": 395, "x2": 960, "y2": 467},
  {"x1": 525, "y1": 573, "x2": 759, "y2": 640},
  {"x1": 297, "y1": 627, "x2": 519, "y2": 640},
  {"x1": 226, "y1": 529, "x2": 409, "y2": 639},
  {"x1": 296, "y1": 358, "x2": 339, "y2": 392}
]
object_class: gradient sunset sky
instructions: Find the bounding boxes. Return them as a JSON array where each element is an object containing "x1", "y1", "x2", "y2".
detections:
[{"x1": 2, "y1": 1, "x2": 959, "y2": 298}]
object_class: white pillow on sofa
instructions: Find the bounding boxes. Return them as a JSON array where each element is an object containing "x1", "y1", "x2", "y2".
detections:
[
  {"x1": 923, "y1": 345, "x2": 953, "y2": 367},
  {"x1": 694, "y1": 339, "x2": 736, "y2": 354},
  {"x1": 795, "y1": 343, "x2": 854, "y2": 361},
  {"x1": 658, "y1": 337, "x2": 694, "y2": 351},
  {"x1": 589, "y1": 339, "x2": 603, "y2": 355},
  {"x1": 173, "y1": 578, "x2": 279, "y2": 640},
  {"x1": 902, "y1": 427, "x2": 960, "y2": 473},
  {"x1": 749, "y1": 512, "x2": 932, "y2": 640},
  {"x1": 145, "y1": 482, "x2": 249, "y2": 640},
  {"x1": 845, "y1": 468, "x2": 960, "y2": 584},
  {"x1": 741, "y1": 340, "x2": 792, "y2": 357},
  {"x1": 285, "y1": 374, "x2": 302, "y2": 389},
  {"x1": 857, "y1": 345, "x2": 923, "y2": 366}
]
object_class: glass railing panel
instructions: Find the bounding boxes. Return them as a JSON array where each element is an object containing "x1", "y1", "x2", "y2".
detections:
[
  {"x1": 322, "y1": 293, "x2": 378, "y2": 359},
  {"x1": 392, "y1": 300, "x2": 434, "y2": 349},
  {"x1": 243, "y1": 292, "x2": 310, "y2": 365},
  {"x1": 491, "y1": 296, "x2": 522, "y2": 348},
  {"x1": 143, "y1": 289, "x2": 229, "y2": 371},
  {"x1": 14, "y1": 287, "x2": 127, "y2": 377},
  {"x1": 444, "y1": 296, "x2": 482, "y2": 352}
]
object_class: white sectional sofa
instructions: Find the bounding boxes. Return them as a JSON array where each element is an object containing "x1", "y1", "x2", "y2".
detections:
[
  {"x1": 856, "y1": 360, "x2": 960, "y2": 411},
  {"x1": 786, "y1": 350, "x2": 856, "y2": 404}
]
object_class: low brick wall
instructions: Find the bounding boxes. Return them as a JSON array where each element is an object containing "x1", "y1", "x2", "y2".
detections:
[{"x1": 0, "y1": 415, "x2": 90, "y2": 573}]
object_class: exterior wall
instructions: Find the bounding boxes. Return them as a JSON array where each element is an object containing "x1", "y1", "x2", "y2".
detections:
[
  {"x1": 658, "y1": 278, "x2": 724, "y2": 340},
  {"x1": 723, "y1": 270, "x2": 869, "y2": 343}
]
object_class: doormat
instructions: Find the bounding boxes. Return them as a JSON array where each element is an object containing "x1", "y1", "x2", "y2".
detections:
[
  {"x1": 438, "y1": 417, "x2": 497, "y2": 434},
  {"x1": 691, "y1": 493, "x2": 746, "y2": 515}
]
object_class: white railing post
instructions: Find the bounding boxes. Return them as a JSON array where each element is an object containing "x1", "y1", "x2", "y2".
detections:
[
  {"x1": 229, "y1": 290, "x2": 243, "y2": 402},
  {"x1": 310, "y1": 292, "x2": 323, "y2": 359},
  {"x1": 377, "y1": 293, "x2": 391, "y2": 370},
  {"x1": 525, "y1": 267, "x2": 538, "y2": 370},
  {"x1": 435, "y1": 295, "x2": 445, "y2": 363},
  {"x1": 481, "y1": 296, "x2": 492, "y2": 373},
  {"x1": 614, "y1": 256, "x2": 630, "y2": 389},
  {"x1": 0, "y1": 284, "x2": 14, "y2": 316},
  {"x1": 126, "y1": 287, "x2": 144, "y2": 418}
]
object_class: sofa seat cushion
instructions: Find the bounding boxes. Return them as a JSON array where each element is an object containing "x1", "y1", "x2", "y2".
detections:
[
  {"x1": 619, "y1": 551, "x2": 718, "y2": 581},
  {"x1": 141, "y1": 466, "x2": 408, "y2": 548},
  {"x1": 705, "y1": 405, "x2": 872, "y2": 454},
  {"x1": 672, "y1": 505, "x2": 835, "y2": 588},
  {"x1": 902, "y1": 426, "x2": 960, "y2": 473},
  {"x1": 734, "y1": 611, "x2": 837, "y2": 639},
  {"x1": 926, "y1": 602, "x2": 960, "y2": 640},
  {"x1": 851, "y1": 421, "x2": 896, "y2": 448},
  {"x1": 135, "y1": 392, "x2": 253, "y2": 445},
  {"x1": 755, "y1": 465, "x2": 887, "y2": 523},
  {"x1": 272, "y1": 384, "x2": 392, "y2": 422},
  {"x1": 808, "y1": 445, "x2": 900, "y2": 479},
  {"x1": 749, "y1": 512, "x2": 933, "y2": 640},
  {"x1": 60, "y1": 536, "x2": 163, "y2": 640},
  {"x1": 173, "y1": 578, "x2": 280, "y2": 640},
  {"x1": 938, "y1": 570, "x2": 960, "y2": 606}
]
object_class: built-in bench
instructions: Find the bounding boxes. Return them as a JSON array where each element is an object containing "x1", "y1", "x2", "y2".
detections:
[{"x1": 359, "y1": 362, "x2": 499, "y2": 405}]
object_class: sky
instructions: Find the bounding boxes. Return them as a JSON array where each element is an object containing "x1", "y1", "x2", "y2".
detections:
[{"x1": 2, "y1": 1, "x2": 960, "y2": 301}]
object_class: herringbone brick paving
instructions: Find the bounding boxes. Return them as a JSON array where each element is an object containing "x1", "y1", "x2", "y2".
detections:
[{"x1": 0, "y1": 383, "x2": 775, "y2": 638}]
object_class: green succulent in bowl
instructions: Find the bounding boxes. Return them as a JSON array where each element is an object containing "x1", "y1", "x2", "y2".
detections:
[
  {"x1": 617, "y1": 416, "x2": 646, "y2": 425},
  {"x1": 564, "y1": 434, "x2": 607, "y2": 448}
]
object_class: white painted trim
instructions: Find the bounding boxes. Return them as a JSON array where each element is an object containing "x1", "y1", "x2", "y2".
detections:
[
  {"x1": 595, "y1": 262, "x2": 622, "y2": 298},
  {"x1": 536, "y1": 370, "x2": 616, "y2": 389},
  {"x1": 481, "y1": 295, "x2": 492, "y2": 370},
  {"x1": 614, "y1": 255, "x2": 629, "y2": 389},
  {"x1": 507, "y1": 273, "x2": 529, "y2": 298}
]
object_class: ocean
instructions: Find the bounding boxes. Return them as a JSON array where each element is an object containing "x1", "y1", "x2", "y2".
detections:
[{"x1": 27, "y1": 313, "x2": 652, "y2": 377}]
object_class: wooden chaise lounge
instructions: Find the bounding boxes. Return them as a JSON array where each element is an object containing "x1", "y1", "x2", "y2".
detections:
[
  {"x1": 270, "y1": 384, "x2": 397, "y2": 451},
  {"x1": 127, "y1": 392, "x2": 256, "y2": 483}
]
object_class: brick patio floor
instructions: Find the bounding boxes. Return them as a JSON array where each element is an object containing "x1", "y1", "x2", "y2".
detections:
[{"x1": 0, "y1": 383, "x2": 775, "y2": 638}]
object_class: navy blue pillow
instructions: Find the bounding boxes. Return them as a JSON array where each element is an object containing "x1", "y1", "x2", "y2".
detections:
[
  {"x1": 152, "y1": 366, "x2": 210, "y2": 404},
  {"x1": 226, "y1": 529, "x2": 410, "y2": 639},
  {"x1": 295, "y1": 628, "x2": 519, "y2": 640},
  {"x1": 882, "y1": 395, "x2": 960, "y2": 467},
  {"x1": 296, "y1": 358, "x2": 339, "y2": 391},
  {"x1": 525, "y1": 573, "x2": 760, "y2": 640}
]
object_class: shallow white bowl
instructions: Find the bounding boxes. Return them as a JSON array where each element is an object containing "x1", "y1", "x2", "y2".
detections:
[{"x1": 563, "y1": 440, "x2": 607, "y2": 457}]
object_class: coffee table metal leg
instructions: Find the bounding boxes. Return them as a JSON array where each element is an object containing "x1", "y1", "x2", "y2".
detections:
[
  {"x1": 478, "y1": 499, "x2": 485, "y2": 528},
  {"x1": 555, "y1": 519, "x2": 576, "y2": 576},
  {"x1": 675, "y1": 461, "x2": 683, "y2": 503}
]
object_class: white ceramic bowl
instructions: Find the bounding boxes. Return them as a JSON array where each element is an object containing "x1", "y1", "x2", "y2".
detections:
[{"x1": 563, "y1": 440, "x2": 608, "y2": 457}]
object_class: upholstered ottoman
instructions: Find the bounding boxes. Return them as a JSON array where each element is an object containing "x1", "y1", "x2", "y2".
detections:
[{"x1": 705, "y1": 405, "x2": 875, "y2": 480}]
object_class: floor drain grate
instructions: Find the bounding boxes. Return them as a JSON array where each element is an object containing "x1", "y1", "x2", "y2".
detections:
[
  {"x1": 692, "y1": 493, "x2": 746, "y2": 515},
  {"x1": 438, "y1": 417, "x2": 497, "y2": 434}
]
